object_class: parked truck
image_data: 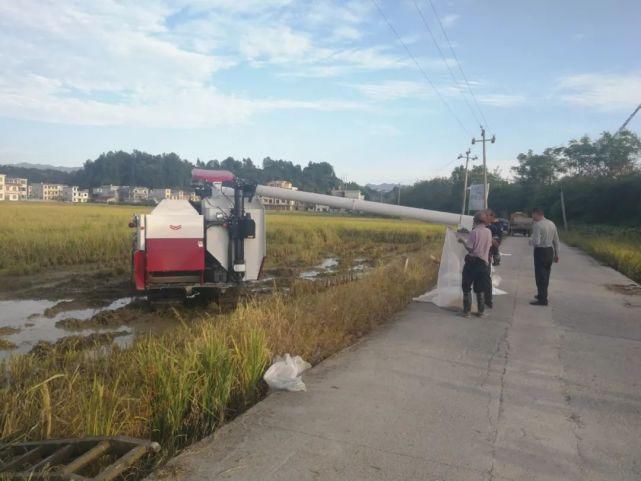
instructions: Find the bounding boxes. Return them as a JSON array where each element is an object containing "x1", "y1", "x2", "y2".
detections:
[{"x1": 509, "y1": 211, "x2": 533, "y2": 236}]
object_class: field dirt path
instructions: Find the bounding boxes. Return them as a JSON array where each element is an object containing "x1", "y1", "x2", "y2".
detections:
[{"x1": 150, "y1": 236, "x2": 641, "y2": 481}]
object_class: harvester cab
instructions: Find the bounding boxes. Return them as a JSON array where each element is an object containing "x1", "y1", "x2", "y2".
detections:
[{"x1": 130, "y1": 169, "x2": 266, "y2": 300}]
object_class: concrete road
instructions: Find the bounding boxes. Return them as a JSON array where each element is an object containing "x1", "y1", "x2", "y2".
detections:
[{"x1": 155, "y1": 237, "x2": 641, "y2": 481}]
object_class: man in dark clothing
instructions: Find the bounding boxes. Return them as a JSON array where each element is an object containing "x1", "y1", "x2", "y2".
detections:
[
  {"x1": 529, "y1": 208, "x2": 560, "y2": 306},
  {"x1": 459, "y1": 211, "x2": 493, "y2": 317},
  {"x1": 487, "y1": 212, "x2": 503, "y2": 266},
  {"x1": 483, "y1": 210, "x2": 502, "y2": 309}
]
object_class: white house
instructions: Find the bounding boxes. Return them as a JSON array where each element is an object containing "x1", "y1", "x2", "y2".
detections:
[
  {"x1": 4, "y1": 177, "x2": 28, "y2": 201},
  {"x1": 31, "y1": 183, "x2": 65, "y2": 201},
  {"x1": 63, "y1": 185, "x2": 89, "y2": 203}
]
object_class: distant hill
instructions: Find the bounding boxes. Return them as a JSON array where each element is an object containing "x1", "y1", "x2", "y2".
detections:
[
  {"x1": 366, "y1": 183, "x2": 400, "y2": 193},
  {"x1": 7, "y1": 162, "x2": 80, "y2": 173},
  {"x1": 0, "y1": 164, "x2": 74, "y2": 184}
]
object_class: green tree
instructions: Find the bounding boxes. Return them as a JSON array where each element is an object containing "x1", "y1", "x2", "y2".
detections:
[
  {"x1": 560, "y1": 130, "x2": 641, "y2": 177},
  {"x1": 512, "y1": 148, "x2": 562, "y2": 185},
  {"x1": 594, "y1": 130, "x2": 641, "y2": 177}
]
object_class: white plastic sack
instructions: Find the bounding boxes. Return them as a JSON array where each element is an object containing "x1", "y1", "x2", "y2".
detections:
[
  {"x1": 492, "y1": 272, "x2": 507, "y2": 295},
  {"x1": 414, "y1": 228, "x2": 507, "y2": 307},
  {"x1": 263, "y1": 354, "x2": 311, "y2": 392},
  {"x1": 414, "y1": 228, "x2": 467, "y2": 308}
]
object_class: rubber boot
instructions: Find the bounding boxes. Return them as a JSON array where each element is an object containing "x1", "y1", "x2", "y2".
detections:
[
  {"x1": 476, "y1": 292, "x2": 486, "y2": 317},
  {"x1": 485, "y1": 286, "x2": 493, "y2": 309},
  {"x1": 462, "y1": 292, "x2": 472, "y2": 317}
]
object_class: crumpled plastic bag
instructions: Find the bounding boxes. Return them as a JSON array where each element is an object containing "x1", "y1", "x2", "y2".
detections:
[{"x1": 263, "y1": 354, "x2": 311, "y2": 392}]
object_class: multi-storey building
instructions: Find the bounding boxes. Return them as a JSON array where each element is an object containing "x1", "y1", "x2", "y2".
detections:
[
  {"x1": 149, "y1": 188, "x2": 172, "y2": 202},
  {"x1": 325, "y1": 188, "x2": 365, "y2": 213},
  {"x1": 330, "y1": 189, "x2": 365, "y2": 201},
  {"x1": 0, "y1": 174, "x2": 5, "y2": 201},
  {"x1": 92, "y1": 185, "x2": 120, "y2": 203},
  {"x1": 31, "y1": 182, "x2": 65, "y2": 201},
  {"x1": 4, "y1": 177, "x2": 28, "y2": 201},
  {"x1": 63, "y1": 185, "x2": 89, "y2": 203},
  {"x1": 170, "y1": 189, "x2": 186, "y2": 200},
  {"x1": 259, "y1": 180, "x2": 299, "y2": 211},
  {"x1": 119, "y1": 186, "x2": 149, "y2": 203}
]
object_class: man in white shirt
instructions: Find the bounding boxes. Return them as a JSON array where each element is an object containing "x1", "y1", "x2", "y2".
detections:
[{"x1": 529, "y1": 207, "x2": 560, "y2": 306}]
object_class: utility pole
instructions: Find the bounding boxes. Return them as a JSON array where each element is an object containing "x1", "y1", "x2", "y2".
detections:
[
  {"x1": 560, "y1": 189, "x2": 568, "y2": 231},
  {"x1": 471, "y1": 126, "x2": 496, "y2": 209},
  {"x1": 458, "y1": 149, "x2": 477, "y2": 223},
  {"x1": 397, "y1": 184, "x2": 401, "y2": 205}
]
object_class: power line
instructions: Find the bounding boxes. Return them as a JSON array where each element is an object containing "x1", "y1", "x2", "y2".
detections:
[
  {"x1": 433, "y1": 152, "x2": 466, "y2": 174},
  {"x1": 411, "y1": 0, "x2": 482, "y2": 127},
  {"x1": 425, "y1": 0, "x2": 490, "y2": 130},
  {"x1": 370, "y1": 0, "x2": 471, "y2": 136}
]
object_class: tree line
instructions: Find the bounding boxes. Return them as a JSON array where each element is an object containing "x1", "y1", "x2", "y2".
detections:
[
  {"x1": 2, "y1": 130, "x2": 639, "y2": 225},
  {"x1": 397, "y1": 130, "x2": 641, "y2": 226},
  {"x1": 1, "y1": 152, "x2": 350, "y2": 195}
]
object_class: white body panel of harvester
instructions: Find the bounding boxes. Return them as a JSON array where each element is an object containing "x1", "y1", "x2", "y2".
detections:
[{"x1": 201, "y1": 189, "x2": 265, "y2": 282}]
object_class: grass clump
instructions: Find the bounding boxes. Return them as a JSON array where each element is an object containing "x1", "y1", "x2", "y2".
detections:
[{"x1": 563, "y1": 225, "x2": 641, "y2": 283}]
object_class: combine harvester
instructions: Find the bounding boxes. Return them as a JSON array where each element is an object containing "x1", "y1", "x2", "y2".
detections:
[{"x1": 129, "y1": 169, "x2": 473, "y2": 300}]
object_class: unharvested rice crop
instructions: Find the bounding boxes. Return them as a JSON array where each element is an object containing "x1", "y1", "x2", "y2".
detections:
[
  {"x1": 0, "y1": 203, "x2": 442, "y2": 274},
  {"x1": 0, "y1": 202, "x2": 146, "y2": 274},
  {"x1": 563, "y1": 225, "x2": 641, "y2": 283}
]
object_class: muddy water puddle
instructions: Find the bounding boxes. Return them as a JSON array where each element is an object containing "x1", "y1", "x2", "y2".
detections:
[
  {"x1": 0, "y1": 256, "x2": 375, "y2": 358},
  {"x1": 299, "y1": 257, "x2": 370, "y2": 280},
  {"x1": 0, "y1": 297, "x2": 137, "y2": 357}
]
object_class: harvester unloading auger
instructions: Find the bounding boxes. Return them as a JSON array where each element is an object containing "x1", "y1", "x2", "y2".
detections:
[{"x1": 129, "y1": 169, "x2": 473, "y2": 300}]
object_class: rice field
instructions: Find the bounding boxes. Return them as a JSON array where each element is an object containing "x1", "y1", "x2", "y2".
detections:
[
  {"x1": 0, "y1": 202, "x2": 444, "y2": 462},
  {"x1": 0, "y1": 203, "x2": 443, "y2": 274},
  {"x1": 0, "y1": 202, "x2": 145, "y2": 275},
  {"x1": 562, "y1": 225, "x2": 641, "y2": 284}
]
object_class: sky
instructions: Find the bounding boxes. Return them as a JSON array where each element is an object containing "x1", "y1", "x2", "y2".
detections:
[{"x1": 0, "y1": 0, "x2": 640, "y2": 184}]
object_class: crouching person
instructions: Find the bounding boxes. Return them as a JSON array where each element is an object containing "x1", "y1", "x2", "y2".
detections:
[{"x1": 459, "y1": 211, "x2": 493, "y2": 317}]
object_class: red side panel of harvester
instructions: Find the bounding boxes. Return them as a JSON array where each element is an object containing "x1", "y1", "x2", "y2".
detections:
[
  {"x1": 146, "y1": 238, "x2": 204, "y2": 272},
  {"x1": 134, "y1": 200, "x2": 206, "y2": 291},
  {"x1": 133, "y1": 250, "x2": 146, "y2": 290}
]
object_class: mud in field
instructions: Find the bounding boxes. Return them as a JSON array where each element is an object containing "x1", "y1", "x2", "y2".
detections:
[
  {"x1": 0, "y1": 256, "x2": 376, "y2": 358},
  {"x1": 0, "y1": 266, "x2": 131, "y2": 301}
]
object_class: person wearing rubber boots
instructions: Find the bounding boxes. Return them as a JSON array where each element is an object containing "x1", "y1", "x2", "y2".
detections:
[{"x1": 458, "y1": 211, "x2": 493, "y2": 317}]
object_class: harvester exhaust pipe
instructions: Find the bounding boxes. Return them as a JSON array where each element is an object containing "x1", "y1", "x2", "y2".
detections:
[{"x1": 231, "y1": 181, "x2": 245, "y2": 278}]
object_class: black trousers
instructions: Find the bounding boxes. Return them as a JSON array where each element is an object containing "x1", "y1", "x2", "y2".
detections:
[
  {"x1": 462, "y1": 256, "x2": 490, "y2": 294},
  {"x1": 534, "y1": 247, "x2": 554, "y2": 302},
  {"x1": 485, "y1": 263, "x2": 493, "y2": 306}
]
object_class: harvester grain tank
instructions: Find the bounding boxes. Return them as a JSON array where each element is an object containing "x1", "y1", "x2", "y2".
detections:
[{"x1": 130, "y1": 169, "x2": 473, "y2": 299}]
